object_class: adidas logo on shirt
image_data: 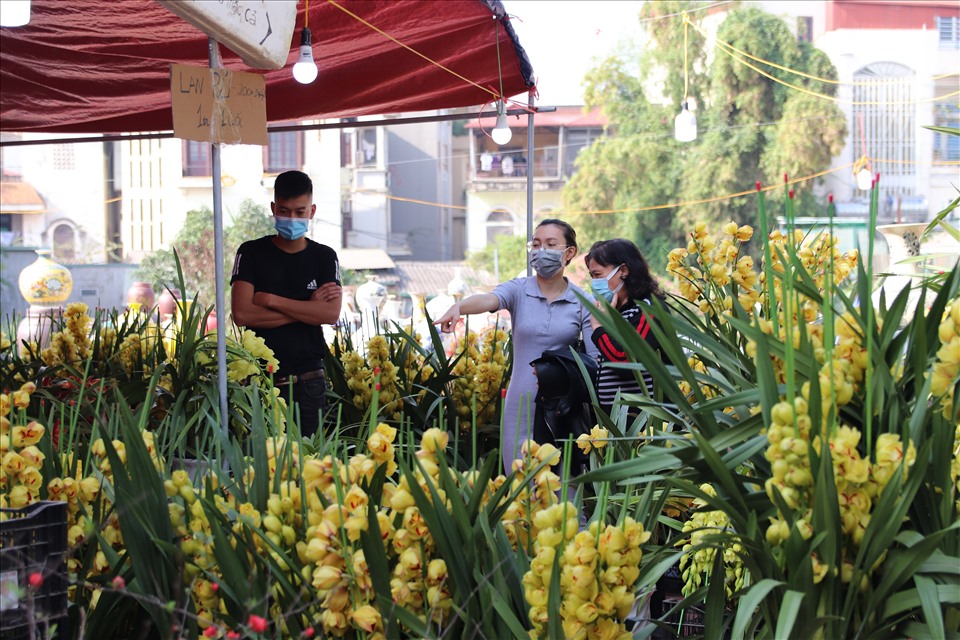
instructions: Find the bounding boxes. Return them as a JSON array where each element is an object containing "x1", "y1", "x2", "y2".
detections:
[{"x1": 307, "y1": 279, "x2": 318, "y2": 290}]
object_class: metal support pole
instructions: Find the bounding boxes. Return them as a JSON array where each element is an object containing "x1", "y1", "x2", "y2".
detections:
[
  {"x1": 208, "y1": 38, "x2": 230, "y2": 447},
  {"x1": 102, "y1": 141, "x2": 122, "y2": 262},
  {"x1": 526, "y1": 90, "x2": 535, "y2": 276}
]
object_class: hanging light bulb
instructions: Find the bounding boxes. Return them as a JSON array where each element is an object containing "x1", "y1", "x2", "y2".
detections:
[
  {"x1": 0, "y1": 0, "x2": 30, "y2": 27},
  {"x1": 490, "y1": 18, "x2": 512, "y2": 146},
  {"x1": 491, "y1": 100, "x2": 512, "y2": 146},
  {"x1": 674, "y1": 101, "x2": 697, "y2": 142},
  {"x1": 292, "y1": 27, "x2": 318, "y2": 84},
  {"x1": 854, "y1": 154, "x2": 873, "y2": 191}
]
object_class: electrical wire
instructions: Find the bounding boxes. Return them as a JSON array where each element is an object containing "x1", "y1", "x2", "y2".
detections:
[
  {"x1": 683, "y1": 14, "x2": 690, "y2": 102},
  {"x1": 351, "y1": 163, "x2": 825, "y2": 215},
  {"x1": 352, "y1": 154, "x2": 956, "y2": 216},
  {"x1": 685, "y1": 16, "x2": 960, "y2": 106},
  {"x1": 327, "y1": 0, "x2": 500, "y2": 100},
  {"x1": 311, "y1": 216, "x2": 397, "y2": 244},
  {"x1": 698, "y1": 16, "x2": 958, "y2": 87},
  {"x1": 637, "y1": 1, "x2": 733, "y2": 25},
  {"x1": 495, "y1": 15, "x2": 505, "y2": 103},
  {"x1": 561, "y1": 163, "x2": 854, "y2": 215},
  {"x1": 716, "y1": 40, "x2": 957, "y2": 106},
  {"x1": 354, "y1": 188, "x2": 467, "y2": 210}
]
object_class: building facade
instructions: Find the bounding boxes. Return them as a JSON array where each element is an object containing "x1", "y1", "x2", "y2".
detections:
[
  {"x1": 1, "y1": 135, "x2": 110, "y2": 263},
  {"x1": 2, "y1": 115, "x2": 474, "y2": 257},
  {"x1": 705, "y1": 0, "x2": 959, "y2": 222},
  {"x1": 463, "y1": 106, "x2": 607, "y2": 254}
]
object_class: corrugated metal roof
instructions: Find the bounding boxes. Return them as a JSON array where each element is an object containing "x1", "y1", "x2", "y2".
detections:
[
  {"x1": 0, "y1": 180, "x2": 46, "y2": 214},
  {"x1": 388, "y1": 261, "x2": 498, "y2": 297}
]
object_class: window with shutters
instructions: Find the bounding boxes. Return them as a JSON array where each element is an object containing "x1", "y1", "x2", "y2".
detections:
[
  {"x1": 852, "y1": 62, "x2": 916, "y2": 199},
  {"x1": 182, "y1": 140, "x2": 211, "y2": 177},
  {"x1": 263, "y1": 130, "x2": 304, "y2": 174},
  {"x1": 936, "y1": 16, "x2": 959, "y2": 48}
]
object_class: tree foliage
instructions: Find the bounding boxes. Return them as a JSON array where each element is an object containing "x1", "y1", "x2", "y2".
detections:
[
  {"x1": 135, "y1": 199, "x2": 275, "y2": 307},
  {"x1": 563, "y1": 55, "x2": 681, "y2": 268},
  {"x1": 562, "y1": 2, "x2": 848, "y2": 266},
  {"x1": 466, "y1": 232, "x2": 528, "y2": 282}
]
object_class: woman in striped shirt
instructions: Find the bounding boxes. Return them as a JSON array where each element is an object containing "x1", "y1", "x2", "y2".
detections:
[{"x1": 585, "y1": 238, "x2": 668, "y2": 418}]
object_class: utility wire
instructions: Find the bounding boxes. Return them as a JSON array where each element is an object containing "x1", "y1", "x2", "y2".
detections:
[
  {"x1": 327, "y1": 0, "x2": 500, "y2": 100},
  {"x1": 685, "y1": 16, "x2": 960, "y2": 106},
  {"x1": 637, "y1": 1, "x2": 733, "y2": 24},
  {"x1": 354, "y1": 155, "x2": 956, "y2": 216},
  {"x1": 699, "y1": 17, "x2": 958, "y2": 87}
]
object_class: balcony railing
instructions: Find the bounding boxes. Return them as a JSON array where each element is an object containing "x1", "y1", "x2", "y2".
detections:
[{"x1": 474, "y1": 152, "x2": 561, "y2": 180}]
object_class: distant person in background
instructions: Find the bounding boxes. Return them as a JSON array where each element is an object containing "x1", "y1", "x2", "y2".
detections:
[
  {"x1": 585, "y1": 238, "x2": 668, "y2": 418},
  {"x1": 435, "y1": 219, "x2": 599, "y2": 473},
  {"x1": 514, "y1": 155, "x2": 528, "y2": 176},
  {"x1": 231, "y1": 170, "x2": 342, "y2": 437},
  {"x1": 480, "y1": 152, "x2": 494, "y2": 172}
]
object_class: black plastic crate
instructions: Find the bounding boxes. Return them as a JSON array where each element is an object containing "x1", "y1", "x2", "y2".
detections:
[
  {"x1": 1, "y1": 501, "x2": 68, "y2": 640},
  {"x1": 660, "y1": 599, "x2": 706, "y2": 638},
  {"x1": 651, "y1": 566, "x2": 728, "y2": 639}
]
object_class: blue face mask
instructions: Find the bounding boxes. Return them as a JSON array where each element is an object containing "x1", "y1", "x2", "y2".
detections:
[
  {"x1": 275, "y1": 216, "x2": 309, "y2": 241},
  {"x1": 591, "y1": 265, "x2": 624, "y2": 303}
]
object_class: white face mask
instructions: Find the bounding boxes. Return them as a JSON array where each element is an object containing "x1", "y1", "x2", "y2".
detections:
[{"x1": 528, "y1": 248, "x2": 565, "y2": 278}]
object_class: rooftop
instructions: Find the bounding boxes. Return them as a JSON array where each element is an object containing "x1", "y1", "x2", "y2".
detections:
[{"x1": 0, "y1": 180, "x2": 46, "y2": 214}]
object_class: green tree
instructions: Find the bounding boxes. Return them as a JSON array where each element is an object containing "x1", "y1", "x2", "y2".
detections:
[
  {"x1": 563, "y1": 1, "x2": 711, "y2": 268},
  {"x1": 637, "y1": 0, "x2": 709, "y2": 111},
  {"x1": 466, "y1": 233, "x2": 527, "y2": 281},
  {"x1": 563, "y1": 54, "x2": 683, "y2": 269},
  {"x1": 760, "y1": 44, "x2": 848, "y2": 206},
  {"x1": 135, "y1": 199, "x2": 275, "y2": 308},
  {"x1": 564, "y1": 2, "x2": 847, "y2": 260},
  {"x1": 683, "y1": 7, "x2": 847, "y2": 230}
]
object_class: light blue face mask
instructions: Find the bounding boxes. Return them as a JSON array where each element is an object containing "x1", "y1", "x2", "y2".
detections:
[
  {"x1": 591, "y1": 265, "x2": 624, "y2": 303},
  {"x1": 275, "y1": 216, "x2": 309, "y2": 241}
]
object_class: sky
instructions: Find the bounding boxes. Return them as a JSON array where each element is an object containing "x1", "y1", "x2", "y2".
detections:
[{"x1": 503, "y1": 1, "x2": 647, "y2": 105}]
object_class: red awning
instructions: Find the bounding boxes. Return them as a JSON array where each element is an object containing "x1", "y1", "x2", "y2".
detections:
[{"x1": 0, "y1": 0, "x2": 535, "y2": 134}]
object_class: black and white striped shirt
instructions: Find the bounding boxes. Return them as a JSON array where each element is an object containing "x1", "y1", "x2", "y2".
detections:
[{"x1": 590, "y1": 299, "x2": 664, "y2": 413}]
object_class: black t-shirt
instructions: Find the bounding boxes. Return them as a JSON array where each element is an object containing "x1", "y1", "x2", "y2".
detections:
[{"x1": 230, "y1": 236, "x2": 340, "y2": 375}]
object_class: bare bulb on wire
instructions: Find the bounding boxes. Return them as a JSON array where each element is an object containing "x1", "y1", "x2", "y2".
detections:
[
  {"x1": 492, "y1": 101, "x2": 512, "y2": 145},
  {"x1": 0, "y1": 0, "x2": 30, "y2": 27},
  {"x1": 292, "y1": 27, "x2": 318, "y2": 84},
  {"x1": 492, "y1": 115, "x2": 512, "y2": 145},
  {"x1": 674, "y1": 102, "x2": 697, "y2": 142}
]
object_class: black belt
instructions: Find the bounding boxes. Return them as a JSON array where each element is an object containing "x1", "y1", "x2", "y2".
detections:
[{"x1": 275, "y1": 368, "x2": 325, "y2": 386}]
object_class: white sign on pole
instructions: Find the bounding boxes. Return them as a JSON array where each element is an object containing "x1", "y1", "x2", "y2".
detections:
[{"x1": 157, "y1": 0, "x2": 298, "y2": 70}]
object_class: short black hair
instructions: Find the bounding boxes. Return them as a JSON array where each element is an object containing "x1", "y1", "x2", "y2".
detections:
[
  {"x1": 274, "y1": 170, "x2": 313, "y2": 200},
  {"x1": 585, "y1": 238, "x2": 664, "y2": 301}
]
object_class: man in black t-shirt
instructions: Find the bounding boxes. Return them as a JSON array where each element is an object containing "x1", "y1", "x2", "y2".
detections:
[{"x1": 231, "y1": 170, "x2": 342, "y2": 437}]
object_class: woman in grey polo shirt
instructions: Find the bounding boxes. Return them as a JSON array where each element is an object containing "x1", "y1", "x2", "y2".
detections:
[{"x1": 436, "y1": 219, "x2": 599, "y2": 473}]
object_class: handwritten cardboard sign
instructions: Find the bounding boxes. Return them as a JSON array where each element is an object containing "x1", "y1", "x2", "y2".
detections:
[{"x1": 171, "y1": 63, "x2": 268, "y2": 146}]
